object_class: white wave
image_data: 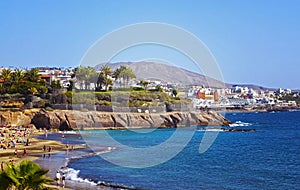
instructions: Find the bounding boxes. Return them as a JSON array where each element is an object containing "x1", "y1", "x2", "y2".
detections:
[
  {"x1": 58, "y1": 131, "x2": 79, "y2": 134},
  {"x1": 57, "y1": 147, "x2": 117, "y2": 186},
  {"x1": 59, "y1": 167, "x2": 138, "y2": 189},
  {"x1": 289, "y1": 109, "x2": 300, "y2": 112},
  {"x1": 229, "y1": 121, "x2": 252, "y2": 127},
  {"x1": 60, "y1": 167, "x2": 97, "y2": 186}
]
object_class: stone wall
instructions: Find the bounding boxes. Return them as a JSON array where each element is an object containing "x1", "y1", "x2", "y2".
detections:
[{"x1": 50, "y1": 104, "x2": 166, "y2": 113}]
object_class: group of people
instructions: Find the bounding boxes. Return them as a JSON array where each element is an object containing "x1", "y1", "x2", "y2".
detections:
[
  {"x1": 42, "y1": 145, "x2": 52, "y2": 152},
  {"x1": 65, "y1": 144, "x2": 75, "y2": 152},
  {"x1": 13, "y1": 148, "x2": 27, "y2": 157},
  {"x1": 42, "y1": 145, "x2": 53, "y2": 158},
  {"x1": 0, "y1": 126, "x2": 33, "y2": 150},
  {"x1": 55, "y1": 170, "x2": 66, "y2": 188}
]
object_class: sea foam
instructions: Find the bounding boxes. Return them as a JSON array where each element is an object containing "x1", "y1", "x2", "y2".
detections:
[
  {"x1": 229, "y1": 120, "x2": 252, "y2": 127},
  {"x1": 60, "y1": 167, "x2": 98, "y2": 186}
]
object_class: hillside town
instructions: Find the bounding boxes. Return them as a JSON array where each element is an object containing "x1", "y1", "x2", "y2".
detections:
[
  {"x1": 0, "y1": 66, "x2": 299, "y2": 112},
  {"x1": 187, "y1": 86, "x2": 298, "y2": 111}
]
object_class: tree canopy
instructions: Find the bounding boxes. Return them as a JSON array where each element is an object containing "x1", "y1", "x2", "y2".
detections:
[
  {"x1": 100, "y1": 64, "x2": 114, "y2": 91},
  {"x1": 0, "y1": 68, "x2": 45, "y2": 94},
  {"x1": 0, "y1": 160, "x2": 53, "y2": 190},
  {"x1": 114, "y1": 66, "x2": 136, "y2": 87},
  {"x1": 74, "y1": 66, "x2": 98, "y2": 90},
  {"x1": 25, "y1": 68, "x2": 40, "y2": 82}
]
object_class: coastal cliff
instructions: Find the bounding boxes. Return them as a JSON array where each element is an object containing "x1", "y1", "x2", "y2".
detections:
[
  {"x1": 0, "y1": 109, "x2": 39, "y2": 127},
  {"x1": 0, "y1": 109, "x2": 231, "y2": 130}
]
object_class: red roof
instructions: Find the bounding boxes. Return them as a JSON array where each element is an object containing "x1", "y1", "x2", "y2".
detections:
[{"x1": 41, "y1": 74, "x2": 51, "y2": 78}]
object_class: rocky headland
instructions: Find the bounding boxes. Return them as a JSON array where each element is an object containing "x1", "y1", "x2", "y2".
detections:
[{"x1": 0, "y1": 109, "x2": 231, "y2": 130}]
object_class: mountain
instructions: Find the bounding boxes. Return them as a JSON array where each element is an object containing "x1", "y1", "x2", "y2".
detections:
[
  {"x1": 95, "y1": 61, "x2": 226, "y2": 88},
  {"x1": 95, "y1": 61, "x2": 272, "y2": 90}
]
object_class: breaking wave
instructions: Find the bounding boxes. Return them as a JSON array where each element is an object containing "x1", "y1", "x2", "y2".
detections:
[
  {"x1": 59, "y1": 166, "x2": 140, "y2": 189},
  {"x1": 60, "y1": 167, "x2": 98, "y2": 186},
  {"x1": 229, "y1": 121, "x2": 252, "y2": 127}
]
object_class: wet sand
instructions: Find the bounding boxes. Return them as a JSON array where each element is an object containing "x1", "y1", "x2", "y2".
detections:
[{"x1": 34, "y1": 133, "x2": 116, "y2": 190}]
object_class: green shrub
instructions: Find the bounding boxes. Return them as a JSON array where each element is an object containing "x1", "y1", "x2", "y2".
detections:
[
  {"x1": 45, "y1": 107, "x2": 54, "y2": 111},
  {"x1": 39, "y1": 86, "x2": 48, "y2": 94},
  {"x1": 103, "y1": 101, "x2": 111, "y2": 106},
  {"x1": 65, "y1": 91, "x2": 73, "y2": 98},
  {"x1": 132, "y1": 87, "x2": 144, "y2": 91}
]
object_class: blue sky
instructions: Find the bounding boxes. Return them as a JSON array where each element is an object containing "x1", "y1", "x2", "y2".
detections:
[{"x1": 1, "y1": 0, "x2": 300, "y2": 89}]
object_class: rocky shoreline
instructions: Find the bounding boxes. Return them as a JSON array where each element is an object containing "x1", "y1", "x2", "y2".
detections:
[{"x1": 0, "y1": 109, "x2": 231, "y2": 130}]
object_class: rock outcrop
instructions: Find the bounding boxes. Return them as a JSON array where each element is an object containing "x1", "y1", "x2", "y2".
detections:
[
  {"x1": 0, "y1": 109, "x2": 39, "y2": 127},
  {"x1": 30, "y1": 109, "x2": 231, "y2": 130},
  {"x1": 0, "y1": 109, "x2": 231, "y2": 130}
]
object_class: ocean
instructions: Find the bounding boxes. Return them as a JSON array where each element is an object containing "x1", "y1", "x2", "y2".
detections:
[{"x1": 39, "y1": 111, "x2": 300, "y2": 189}]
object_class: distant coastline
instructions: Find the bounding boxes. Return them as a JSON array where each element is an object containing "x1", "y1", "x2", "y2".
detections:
[{"x1": 218, "y1": 105, "x2": 300, "y2": 113}]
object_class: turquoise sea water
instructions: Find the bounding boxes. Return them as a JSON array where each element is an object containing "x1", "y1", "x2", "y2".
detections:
[{"x1": 43, "y1": 111, "x2": 300, "y2": 189}]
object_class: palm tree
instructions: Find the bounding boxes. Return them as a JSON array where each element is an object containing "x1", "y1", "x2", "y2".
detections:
[
  {"x1": 74, "y1": 66, "x2": 98, "y2": 90},
  {"x1": 0, "y1": 160, "x2": 53, "y2": 190},
  {"x1": 73, "y1": 66, "x2": 85, "y2": 90},
  {"x1": 96, "y1": 72, "x2": 105, "y2": 91},
  {"x1": 114, "y1": 66, "x2": 136, "y2": 87},
  {"x1": 101, "y1": 64, "x2": 113, "y2": 77},
  {"x1": 103, "y1": 77, "x2": 113, "y2": 91},
  {"x1": 86, "y1": 67, "x2": 98, "y2": 90},
  {"x1": 0, "y1": 68, "x2": 12, "y2": 88},
  {"x1": 25, "y1": 68, "x2": 40, "y2": 82},
  {"x1": 11, "y1": 69, "x2": 25, "y2": 86},
  {"x1": 100, "y1": 65, "x2": 113, "y2": 91}
]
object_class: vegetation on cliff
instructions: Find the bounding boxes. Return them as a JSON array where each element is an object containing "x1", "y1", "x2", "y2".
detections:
[
  {"x1": 0, "y1": 65, "x2": 186, "y2": 110},
  {"x1": 0, "y1": 68, "x2": 46, "y2": 95},
  {"x1": 68, "y1": 90, "x2": 189, "y2": 108}
]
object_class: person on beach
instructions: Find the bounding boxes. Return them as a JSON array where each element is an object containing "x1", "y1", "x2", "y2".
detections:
[
  {"x1": 55, "y1": 171, "x2": 61, "y2": 186},
  {"x1": 44, "y1": 128, "x2": 48, "y2": 138},
  {"x1": 22, "y1": 148, "x2": 27, "y2": 157},
  {"x1": 25, "y1": 138, "x2": 29, "y2": 146},
  {"x1": 1, "y1": 161, "x2": 4, "y2": 171},
  {"x1": 48, "y1": 146, "x2": 52, "y2": 158},
  {"x1": 61, "y1": 173, "x2": 66, "y2": 188},
  {"x1": 43, "y1": 145, "x2": 46, "y2": 152},
  {"x1": 14, "y1": 148, "x2": 18, "y2": 157}
]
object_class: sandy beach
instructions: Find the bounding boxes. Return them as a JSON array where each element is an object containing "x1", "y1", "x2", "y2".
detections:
[
  {"x1": 0, "y1": 126, "x2": 78, "y2": 164},
  {"x1": 0, "y1": 124, "x2": 151, "y2": 189},
  {"x1": 34, "y1": 132, "x2": 116, "y2": 190},
  {"x1": 0, "y1": 126, "x2": 93, "y2": 189}
]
